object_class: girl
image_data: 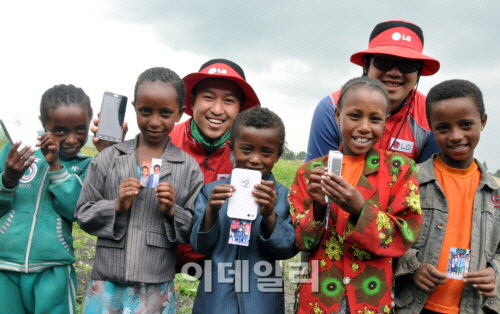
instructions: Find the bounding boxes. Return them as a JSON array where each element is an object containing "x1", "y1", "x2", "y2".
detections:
[
  {"x1": 75, "y1": 67, "x2": 204, "y2": 314},
  {"x1": 290, "y1": 77, "x2": 422, "y2": 314},
  {"x1": 0, "y1": 84, "x2": 93, "y2": 313}
]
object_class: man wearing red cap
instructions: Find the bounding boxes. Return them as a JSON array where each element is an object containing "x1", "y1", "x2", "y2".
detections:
[
  {"x1": 171, "y1": 58, "x2": 260, "y2": 271},
  {"x1": 306, "y1": 20, "x2": 440, "y2": 163}
]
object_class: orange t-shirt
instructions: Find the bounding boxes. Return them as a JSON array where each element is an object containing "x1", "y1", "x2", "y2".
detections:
[
  {"x1": 424, "y1": 155, "x2": 480, "y2": 314},
  {"x1": 335, "y1": 154, "x2": 366, "y2": 229}
]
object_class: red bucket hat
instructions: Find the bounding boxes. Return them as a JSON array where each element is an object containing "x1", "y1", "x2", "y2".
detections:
[
  {"x1": 182, "y1": 59, "x2": 260, "y2": 116},
  {"x1": 350, "y1": 20, "x2": 440, "y2": 76}
]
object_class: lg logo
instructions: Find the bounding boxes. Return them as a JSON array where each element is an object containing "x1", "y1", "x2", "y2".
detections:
[
  {"x1": 392, "y1": 32, "x2": 411, "y2": 42},
  {"x1": 208, "y1": 67, "x2": 227, "y2": 75}
]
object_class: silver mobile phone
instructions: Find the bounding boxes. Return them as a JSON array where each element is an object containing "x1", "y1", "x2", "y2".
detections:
[
  {"x1": 326, "y1": 150, "x2": 343, "y2": 203},
  {"x1": 96, "y1": 92, "x2": 128, "y2": 143}
]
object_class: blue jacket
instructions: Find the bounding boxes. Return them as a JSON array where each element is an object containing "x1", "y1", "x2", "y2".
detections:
[{"x1": 190, "y1": 172, "x2": 298, "y2": 314}]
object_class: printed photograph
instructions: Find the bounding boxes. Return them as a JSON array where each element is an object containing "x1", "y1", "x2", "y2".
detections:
[
  {"x1": 139, "y1": 158, "x2": 162, "y2": 188},
  {"x1": 228, "y1": 218, "x2": 252, "y2": 247},
  {"x1": 446, "y1": 247, "x2": 471, "y2": 280}
]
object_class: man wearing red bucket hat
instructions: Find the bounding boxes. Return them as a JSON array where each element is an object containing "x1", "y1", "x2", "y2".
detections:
[
  {"x1": 306, "y1": 20, "x2": 440, "y2": 163},
  {"x1": 171, "y1": 58, "x2": 260, "y2": 271}
]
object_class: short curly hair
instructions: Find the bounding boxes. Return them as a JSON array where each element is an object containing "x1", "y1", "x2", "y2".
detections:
[
  {"x1": 229, "y1": 107, "x2": 285, "y2": 154},
  {"x1": 426, "y1": 79, "x2": 485, "y2": 122}
]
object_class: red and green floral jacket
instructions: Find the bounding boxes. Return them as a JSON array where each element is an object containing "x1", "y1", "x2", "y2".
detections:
[{"x1": 290, "y1": 149, "x2": 422, "y2": 314}]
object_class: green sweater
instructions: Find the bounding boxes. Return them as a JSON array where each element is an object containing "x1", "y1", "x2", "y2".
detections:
[{"x1": 0, "y1": 143, "x2": 91, "y2": 273}]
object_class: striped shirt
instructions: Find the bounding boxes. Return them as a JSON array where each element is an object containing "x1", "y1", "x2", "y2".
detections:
[{"x1": 75, "y1": 136, "x2": 204, "y2": 283}]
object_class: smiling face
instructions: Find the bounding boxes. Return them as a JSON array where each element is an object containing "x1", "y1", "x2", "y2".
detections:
[
  {"x1": 231, "y1": 126, "x2": 281, "y2": 176},
  {"x1": 335, "y1": 87, "x2": 388, "y2": 156},
  {"x1": 134, "y1": 81, "x2": 183, "y2": 147},
  {"x1": 191, "y1": 78, "x2": 243, "y2": 140},
  {"x1": 44, "y1": 104, "x2": 90, "y2": 159},
  {"x1": 366, "y1": 54, "x2": 419, "y2": 114},
  {"x1": 428, "y1": 97, "x2": 486, "y2": 169},
  {"x1": 141, "y1": 167, "x2": 149, "y2": 177}
]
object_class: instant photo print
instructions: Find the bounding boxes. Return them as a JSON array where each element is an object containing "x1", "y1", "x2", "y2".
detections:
[
  {"x1": 446, "y1": 247, "x2": 471, "y2": 280},
  {"x1": 228, "y1": 218, "x2": 252, "y2": 247},
  {"x1": 139, "y1": 158, "x2": 162, "y2": 188}
]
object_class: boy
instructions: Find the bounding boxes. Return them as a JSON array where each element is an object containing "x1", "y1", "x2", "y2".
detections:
[
  {"x1": 394, "y1": 80, "x2": 499, "y2": 314},
  {"x1": 172, "y1": 58, "x2": 260, "y2": 270},
  {"x1": 190, "y1": 107, "x2": 297, "y2": 314}
]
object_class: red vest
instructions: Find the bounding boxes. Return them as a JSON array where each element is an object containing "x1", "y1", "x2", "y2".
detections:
[
  {"x1": 331, "y1": 89, "x2": 429, "y2": 161},
  {"x1": 170, "y1": 119, "x2": 234, "y2": 265}
]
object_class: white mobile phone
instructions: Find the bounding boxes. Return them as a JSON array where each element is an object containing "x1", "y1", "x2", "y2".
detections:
[
  {"x1": 96, "y1": 92, "x2": 128, "y2": 143},
  {"x1": 0, "y1": 118, "x2": 43, "y2": 151},
  {"x1": 227, "y1": 168, "x2": 262, "y2": 221},
  {"x1": 326, "y1": 150, "x2": 343, "y2": 203}
]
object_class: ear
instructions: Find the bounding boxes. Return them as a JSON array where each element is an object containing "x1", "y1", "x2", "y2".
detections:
[
  {"x1": 481, "y1": 114, "x2": 487, "y2": 130},
  {"x1": 276, "y1": 149, "x2": 284, "y2": 162},
  {"x1": 176, "y1": 106, "x2": 185, "y2": 122},
  {"x1": 335, "y1": 107, "x2": 341, "y2": 126}
]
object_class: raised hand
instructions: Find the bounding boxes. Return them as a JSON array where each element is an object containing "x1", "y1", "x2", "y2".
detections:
[
  {"x1": 2, "y1": 142, "x2": 36, "y2": 189},
  {"x1": 156, "y1": 182, "x2": 176, "y2": 220},
  {"x1": 202, "y1": 184, "x2": 235, "y2": 232},
  {"x1": 115, "y1": 177, "x2": 140, "y2": 214},
  {"x1": 254, "y1": 179, "x2": 277, "y2": 234},
  {"x1": 91, "y1": 112, "x2": 129, "y2": 152},
  {"x1": 307, "y1": 166, "x2": 328, "y2": 221},
  {"x1": 37, "y1": 132, "x2": 61, "y2": 171},
  {"x1": 321, "y1": 172, "x2": 365, "y2": 217}
]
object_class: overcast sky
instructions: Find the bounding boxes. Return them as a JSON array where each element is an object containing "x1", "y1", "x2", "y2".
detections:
[{"x1": 2, "y1": 1, "x2": 499, "y2": 170}]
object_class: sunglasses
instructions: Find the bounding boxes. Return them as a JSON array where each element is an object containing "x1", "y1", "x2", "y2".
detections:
[{"x1": 370, "y1": 57, "x2": 421, "y2": 73}]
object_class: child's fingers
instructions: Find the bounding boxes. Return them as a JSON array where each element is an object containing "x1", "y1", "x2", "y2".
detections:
[
  {"x1": 14, "y1": 149, "x2": 35, "y2": 168},
  {"x1": 213, "y1": 184, "x2": 235, "y2": 192},
  {"x1": 156, "y1": 191, "x2": 174, "y2": 200},
  {"x1": 14, "y1": 145, "x2": 33, "y2": 159},
  {"x1": 474, "y1": 282, "x2": 495, "y2": 292},
  {"x1": 211, "y1": 192, "x2": 233, "y2": 201},
  {"x1": 428, "y1": 266, "x2": 447, "y2": 280},
  {"x1": 260, "y1": 179, "x2": 275, "y2": 189},
  {"x1": 210, "y1": 200, "x2": 226, "y2": 206},
  {"x1": 7, "y1": 141, "x2": 23, "y2": 158}
]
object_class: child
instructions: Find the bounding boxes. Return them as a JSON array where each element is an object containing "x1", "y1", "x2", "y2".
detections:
[
  {"x1": 190, "y1": 107, "x2": 297, "y2": 314},
  {"x1": 394, "y1": 79, "x2": 499, "y2": 314},
  {"x1": 290, "y1": 77, "x2": 422, "y2": 314},
  {"x1": 75, "y1": 67, "x2": 204, "y2": 313},
  {"x1": 0, "y1": 84, "x2": 93, "y2": 313},
  {"x1": 172, "y1": 58, "x2": 261, "y2": 270}
]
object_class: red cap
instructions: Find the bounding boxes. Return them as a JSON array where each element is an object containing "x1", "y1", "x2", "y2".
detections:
[
  {"x1": 182, "y1": 59, "x2": 260, "y2": 115},
  {"x1": 350, "y1": 20, "x2": 440, "y2": 76}
]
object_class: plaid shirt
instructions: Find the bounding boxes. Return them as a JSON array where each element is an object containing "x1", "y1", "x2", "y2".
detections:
[{"x1": 290, "y1": 149, "x2": 422, "y2": 314}]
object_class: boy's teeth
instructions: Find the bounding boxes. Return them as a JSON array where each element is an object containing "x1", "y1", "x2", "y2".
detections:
[
  {"x1": 451, "y1": 145, "x2": 467, "y2": 150},
  {"x1": 354, "y1": 137, "x2": 369, "y2": 143},
  {"x1": 208, "y1": 118, "x2": 223, "y2": 124}
]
